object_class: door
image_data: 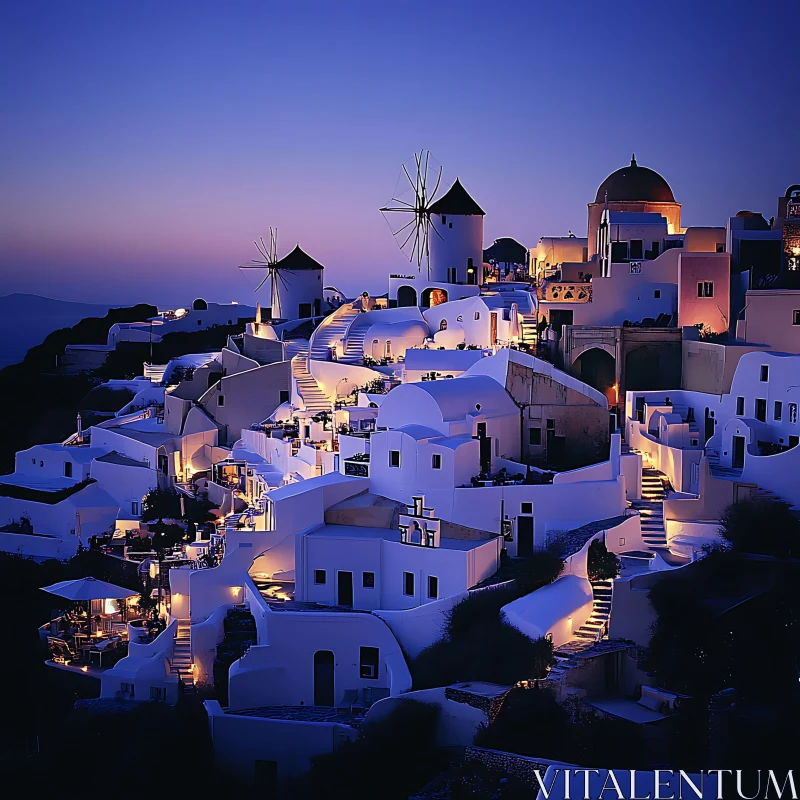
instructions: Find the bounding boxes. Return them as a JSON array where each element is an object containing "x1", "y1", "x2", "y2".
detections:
[
  {"x1": 313, "y1": 650, "x2": 335, "y2": 706},
  {"x1": 337, "y1": 571, "x2": 353, "y2": 607},
  {"x1": 476, "y1": 423, "x2": 491, "y2": 474},
  {"x1": 490, "y1": 312, "x2": 497, "y2": 345},
  {"x1": 705, "y1": 408, "x2": 714, "y2": 443},
  {"x1": 732, "y1": 436, "x2": 745, "y2": 470},
  {"x1": 299, "y1": 302, "x2": 312, "y2": 319},
  {"x1": 517, "y1": 516, "x2": 534, "y2": 557}
]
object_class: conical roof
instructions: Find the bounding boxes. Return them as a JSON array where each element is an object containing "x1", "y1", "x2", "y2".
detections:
[
  {"x1": 275, "y1": 245, "x2": 325, "y2": 271},
  {"x1": 429, "y1": 179, "x2": 485, "y2": 216}
]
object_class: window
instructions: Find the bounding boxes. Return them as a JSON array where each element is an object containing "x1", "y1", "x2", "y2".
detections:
[
  {"x1": 791, "y1": 403, "x2": 798, "y2": 424},
  {"x1": 619, "y1": 538, "x2": 626, "y2": 547},
  {"x1": 314, "y1": 569, "x2": 326, "y2": 585},
  {"x1": 431, "y1": 453, "x2": 442, "y2": 469},
  {"x1": 529, "y1": 427, "x2": 542, "y2": 446},
  {"x1": 121, "y1": 682, "x2": 134, "y2": 698},
  {"x1": 64, "y1": 461, "x2": 72, "y2": 478},
  {"x1": 31, "y1": 458, "x2": 35, "y2": 465},
  {"x1": 279, "y1": 390, "x2": 289, "y2": 404},
  {"x1": 131, "y1": 500, "x2": 140, "y2": 516},
  {"x1": 359, "y1": 646, "x2": 380, "y2": 679},
  {"x1": 629, "y1": 239, "x2": 643, "y2": 260},
  {"x1": 389, "y1": 450, "x2": 401, "y2": 468},
  {"x1": 793, "y1": 310, "x2": 800, "y2": 326},
  {"x1": 150, "y1": 686, "x2": 166, "y2": 702},
  {"x1": 521, "y1": 502, "x2": 533, "y2": 514},
  {"x1": 716, "y1": 243, "x2": 725, "y2": 253},
  {"x1": 654, "y1": 290, "x2": 661, "y2": 299},
  {"x1": 474, "y1": 311, "x2": 480, "y2": 320},
  {"x1": 439, "y1": 319, "x2": 448, "y2": 331},
  {"x1": 428, "y1": 576, "x2": 439, "y2": 599},
  {"x1": 217, "y1": 395, "x2": 225, "y2": 407},
  {"x1": 774, "y1": 401, "x2": 783, "y2": 421},
  {"x1": 611, "y1": 241, "x2": 628, "y2": 262},
  {"x1": 755, "y1": 398, "x2": 767, "y2": 422},
  {"x1": 39, "y1": 460, "x2": 43, "y2": 467},
  {"x1": 441, "y1": 215, "x2": 446, "y2": 224},
  {"x1": 546, "y1": 419, "x2": 555, "y2": 430},
  {"x1": 760, "y1": 365, "x2": 769, "y2": 382},
  {"x1": 697, "y1": 281, "x2": 714, "y2": 298},
  {"x1": 790, "y1": 435, "x2": 800, "y2": 448},
  {"x1": 403, "y1": 572, "x2": 414, "y2": 596},
  {"x1": 197, "y1": 319, "x2": 202, "y2": 326},
  {"x1": 736, "y1": 397, "x2": 744, "y2": 416},
  {"x1": 362, "y1": 572, "x2": 375, "y2": 589}
]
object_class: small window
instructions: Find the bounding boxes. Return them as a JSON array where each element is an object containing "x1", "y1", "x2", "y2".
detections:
[
  {"x1": 428, "y1": 576, "x2": 439, "y2": 599},
  {"x1": 736, "y1": 397, "x2": 744, "y2": 416},
  {"x1": 441, "y1": 215, "x2": 446, "y2": 224},
  {"x1": 619, "y1": 538, "x2": 626, "y2": 547},
  {"x1": 439, "y1": 319, "x2": 447, "y2": 332},
  {"x1": 431, "y1": 453, "x2": 442, "y2": 469},
  {"x1": 448, "y1": 223, "x2": 453, "y2": 229},
  {"x1": 64, "y1": 461, "x2": 73, "y2": 478},
  {"x1": 697, "y1": 281, "x2": 714, "y2": 298},
  {"x1": 389, "y1": 450, "x2": 401, "y2": 468},
  {"x1": 755, "y1": 398, "x2": 767, "y2": 422},
  {"x1": 529, "y1": 427, "x2": 542, "y2": 446},
  {"x1": 131, "y1": 501, "x2": 140, "y2": 516},
  {"x1": 39, "y1": 460, "x2": 44, "y2": 467},
  {"x1": 197, "y1": 320, "x2": 202, "y2": 326},
  {"x1": 760, "y1": 365, "x2": 769, "y2": 382},
  {"x1": 546, "y1": 419, "x2": 555, "y2": 430},
  {"x1": 149, "y1": 686, "x2": 166, "y2": 702},
  {"x1": 314, "y1": 569, "x2": 326, "y2": 585},
  {"x1": 403, "y1": 572, "x2": 414, "y2": 596},
  {"x1": 279, "y1": 390, "x2": 289, "y2": 404},
  {"x1": 793, "y1": 310, "x2": 800, "y2": 326},
  {"x1": 791, "y1": 403, "x2": 798, "y2": 424},
  {"x1": 716, "y1": 243, "x2": 725, "y2": 253},
  {"x1": 521, "y1": 502, "x2": 533, "y2": 514},
  {"x1": 217, "y1": 395, "x2": 225, "y2": 407},
  {"x1": 359, "y1": 646, "x2": 379, "y2": 679},
  {"x1": 121, "y1": 682, "x2": 134, "y2": 697},
  {"x1": 362, "y1": 572, "x2": 375, "y2": 589},
  {"x1": 629, "y1": 240, "x2": 643, "y2": 260},
  {"x1": 32, "y1": 458, "x2": 35, "y2": 465},
  {"x1": 474, "y1": 312, "x2": 480, "y2": 320},
  {"x1": 654, "y1": 290, "x2": 661, "y2": 299},
  {"x1": 774, "y1": 401, "x2": 783, "y2": 421}
]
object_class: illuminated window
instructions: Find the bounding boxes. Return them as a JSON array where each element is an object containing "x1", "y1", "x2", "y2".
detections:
[{"x1": 697, "y1": 281, "x2": 714, "y2": 298}]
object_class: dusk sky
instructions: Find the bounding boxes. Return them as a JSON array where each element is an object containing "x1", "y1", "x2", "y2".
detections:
[{"x1": 1, "y1": 1, "x2": 797, "y2": 306}]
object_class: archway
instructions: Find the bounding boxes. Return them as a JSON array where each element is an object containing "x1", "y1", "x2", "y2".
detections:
[
  {"x1": 625, "y1": 345, "x2": 680, "y2": 392},
  {"x1": 192, "y1": 298, "x2": 208, "y2": 312},
  {"x1": 421, "y1": 287, "x2": 448, "y2": 308},
  {"x1": 574, "y1": 347, "x2": 616, "y2": 405},
  {"x1": 397, "y1": 285, "x2": 417, "y2": 307}
]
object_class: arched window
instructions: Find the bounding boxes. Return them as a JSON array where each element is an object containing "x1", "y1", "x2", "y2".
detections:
[
  {"x1": 192, "y1": 298, "x2": 208, "y2": 312},
  {"x1": 439, "y1": 319, "x2": 448, "y2": 331}
]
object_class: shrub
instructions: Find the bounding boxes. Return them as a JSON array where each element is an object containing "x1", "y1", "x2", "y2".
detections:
[
  {"x1": 719, "y1": 498, "x2": 800, "y2": 558},
  {"x1": 587, "y1": 538, "x2": 620, "y2": 581}
]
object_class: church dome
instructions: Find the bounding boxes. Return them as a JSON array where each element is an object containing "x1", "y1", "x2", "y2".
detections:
[{"x1": 594, "y1": 156, "x2": 675, "y2": 204}]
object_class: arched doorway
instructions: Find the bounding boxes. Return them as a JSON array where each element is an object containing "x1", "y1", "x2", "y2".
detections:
[
  {"x1": 192, "y1": 298, "x2": 208, "y2": 312},
  {"x1": 574, "y1": 348, "x2": 616, "y2": 405},
  {"x1": 421, "y1": 287, "x2": 448, "y2": 308},
  {"x1": 313, "y1": 650, "x2": 334, "y2": 706},
  {"x1": 397, "y1": 285, "x2": 417, "y2": 307},
  {"x1": 625, "y1": 345, "x2": 680, "y2": 392}
]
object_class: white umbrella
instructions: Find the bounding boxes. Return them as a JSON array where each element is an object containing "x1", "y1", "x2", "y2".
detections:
[
  {"x1": 41, "y1": 576, "x2": 139, "y2": 601},
  {"x1": 510, "y1": 302, "x2": 521, "y2": 341}
]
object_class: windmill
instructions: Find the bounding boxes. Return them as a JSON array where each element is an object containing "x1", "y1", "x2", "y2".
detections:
[
  {"x1": 237, "y1": 227, "x2": 293, "y2": 319},
  {"x1": 380, "y1": 150, "x2": 444, "y2": 278}
]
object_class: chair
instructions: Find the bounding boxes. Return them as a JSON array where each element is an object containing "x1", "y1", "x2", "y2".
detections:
[{"x1": 336, "y1": 689, "x2": 362, "y2": 712}]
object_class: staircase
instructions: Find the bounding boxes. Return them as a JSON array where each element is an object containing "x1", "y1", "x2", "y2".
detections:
[
  {"x1": 170, "y1": 619, "x2": 196, "y2": 696},
  {"x1": 630, "y1": 468, "x2": 668, "y2": 550},
  {"x1": 573, "y1": 579, "x2": 613, "y2": 640},
  {"x1": 308, "y1": 303, "x2": 360, "y2": 361},
  {"x1": 340, "y1": 324, "x2": 369, "y2": 364},
  {"x1": 492, "y1": 288, "x2": 537, "y2": 346},
  {"x1": 291, "y1": 350, "x2": 331, "y2": 413},
  {"x1": 520, "y1": 313, "x2": 538, "y2": 346}
]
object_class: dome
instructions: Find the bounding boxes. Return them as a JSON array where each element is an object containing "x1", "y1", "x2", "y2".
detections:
[{"x1": 594, "y1": 155, "x2": 675, "y2": 204}]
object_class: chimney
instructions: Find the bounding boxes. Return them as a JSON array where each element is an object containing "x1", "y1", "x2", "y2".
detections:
[{"x1": 76, "y1": 413, "x2": 83, "y2": 443}]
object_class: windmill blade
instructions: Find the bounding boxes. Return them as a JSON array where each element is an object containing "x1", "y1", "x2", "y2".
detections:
[
  {"x1": 253, "y1": 270, "x2": 271, "y2": 292},
  {"x1": 428, "y1": 164, "x2": 443, "y2": 203}
]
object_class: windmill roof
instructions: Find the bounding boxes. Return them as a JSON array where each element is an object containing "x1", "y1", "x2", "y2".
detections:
[
  {"x1": 429, "y1": 179, "x2": 485, "y2": 216},
  {"x1": 275, "y1": 245, "x2": 325, "y2": 271}
]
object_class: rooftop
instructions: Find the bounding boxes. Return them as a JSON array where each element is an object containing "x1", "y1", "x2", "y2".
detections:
[
  {"x1": 594, "y1": 156, "x2": 676, "y2": 204},
  {"x1": 306, "y1": 523, "x2": 490, "y2": 551},
  {"x1": 226, "y1": 705, "x2": 365, "y2": 724},
  {"x1": 429, "y1": 178, "x2": 485, "y2": 216}
]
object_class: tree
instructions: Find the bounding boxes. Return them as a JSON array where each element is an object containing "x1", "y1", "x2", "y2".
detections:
[
  {"x1": 718, "y1": 497, "x2": 800, "y2": 558},
  {"x1": 587, "y1": 538, "x2": 620, "y2": 581}
]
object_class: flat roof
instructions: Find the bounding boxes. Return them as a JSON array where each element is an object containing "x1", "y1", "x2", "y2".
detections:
[{"x1": 306, "y1": 523, "x2": 489, "y2": 551}]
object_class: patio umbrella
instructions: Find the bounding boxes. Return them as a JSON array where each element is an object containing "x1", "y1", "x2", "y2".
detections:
[{"x1": 41, "y1": 576, "x2": 138, "y2": 601}]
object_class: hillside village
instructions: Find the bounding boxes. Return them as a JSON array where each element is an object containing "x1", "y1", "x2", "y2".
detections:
[{"x1": 3, "y1": 158, "x2": 800, "y2": 797}]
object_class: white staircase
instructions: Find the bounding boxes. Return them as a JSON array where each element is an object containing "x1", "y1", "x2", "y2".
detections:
[
  {"x1": 492, "y1": 288, "x2": 537, "y2": 346},
  {"x1": 308, "y1": 303, "x2": 360, "y2": 361},
  {"x1": 340, "y1": 324, "x2": 369, "y2": 364},
  {"x1": 630, "y1": 469, "x2": 668, "y2": 550},
  {"x1": 573, "y1": 580, "x2": 613, "y2": 640},
  {"x1": 291, "y1": 350, "x2": 331, "y2": 413},
  {"x1": 170, "y1": 619, "x2": 196, "y2": 696}
]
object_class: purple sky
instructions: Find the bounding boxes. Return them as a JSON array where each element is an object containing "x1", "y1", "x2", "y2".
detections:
[{"x1": 1, "y1": 1, "x2": 797, "y2": 305}]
